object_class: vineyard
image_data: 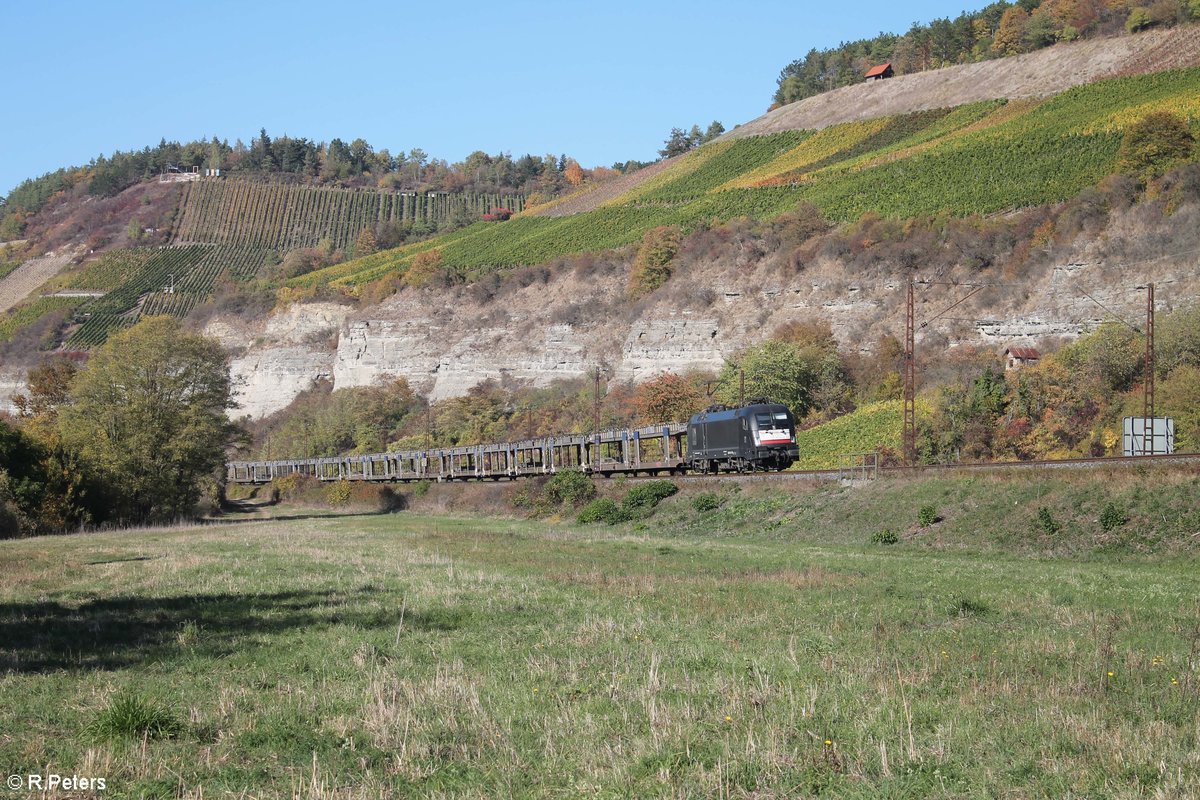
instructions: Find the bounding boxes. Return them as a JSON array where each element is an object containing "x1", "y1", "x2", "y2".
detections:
[
  {"x1": 65, "y1": 245, "x2": 273, "y2": 348},
  {"x1": 0, "y1": 181, "x2": 527, "y2": 349},
  {"x1": 292, "y1": 65, "x2": 1200, "y2": 290},
  {"x1": 791, "y1": 400, "x2": 908, "y2": 469},
  {"x1": 174, "y1": 180, "x2": 525, "y2": 252},
  {"x1": 65, "y1": 249, "x2": 155, "y2": 291},
  {"x1": 0, "y1": 296, "x2": 86, "y2": 343}
]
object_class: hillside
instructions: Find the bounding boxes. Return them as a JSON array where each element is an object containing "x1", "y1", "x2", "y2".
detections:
[
  {"x1": 737, "y1": 26, "x2": 1200, "y2": 140},
  {"x1": 1, "y1": 31, "x2": 1199, "y2": 422},
  {"x1": 531, "y1": 27, "x2": 1200, "y2": 220},
  {"x1": 174, "y1": 180, "x2": 524, "y2": 251},
  {"x1": 0, "y1": 179, "x2": 526, "y2": 352},
  {"x1": 296, "y1": 62, "x2": 1200, "y2": 290}
]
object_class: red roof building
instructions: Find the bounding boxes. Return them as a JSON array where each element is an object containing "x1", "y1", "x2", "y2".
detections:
[
  {"x1": 865, "y1": 63, "x2": 894, "y2": 80},
  {"x1": 1003, "y1": 346, "x2": 1041, "y2": 371}
]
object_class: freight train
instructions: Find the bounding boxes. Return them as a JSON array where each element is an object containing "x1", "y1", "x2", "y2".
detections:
[{"x1": 226, "y1": 402, "x2": 799, "y2": 484}]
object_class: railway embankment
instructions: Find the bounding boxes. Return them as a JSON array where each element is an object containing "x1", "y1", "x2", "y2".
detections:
[{"x1": 225, "y1": 460, "x2": 1200, "y2": 559}]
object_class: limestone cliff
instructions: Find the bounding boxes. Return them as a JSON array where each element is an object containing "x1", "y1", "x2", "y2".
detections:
[{"x1": 208, "y1": 200, "x2": 1200, "y2": 419}]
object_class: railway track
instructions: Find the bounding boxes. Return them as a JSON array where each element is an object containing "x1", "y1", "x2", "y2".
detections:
[
  {"x1": 615, "y1": 452, "x2": 1200, "y2": 485},
  {"x1": 228, "y1": 448, "x2": 1199, "y2": 487}
]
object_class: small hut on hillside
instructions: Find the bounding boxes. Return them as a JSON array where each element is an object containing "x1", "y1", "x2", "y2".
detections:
[
  {"x1": 864, "y1": 63, "x2": 894, "y2": 81},
  {"x1": 1003, "y1": 346, "x2": 1041, "y2": 372}
]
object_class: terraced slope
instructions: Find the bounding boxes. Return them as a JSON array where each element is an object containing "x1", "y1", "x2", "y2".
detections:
[
  {"x1": 64, "y1": 245, "x2": 274, "y2": 348},
  {"x1": 296, "y1": 66, "x2": 1200, "y2": 291}
]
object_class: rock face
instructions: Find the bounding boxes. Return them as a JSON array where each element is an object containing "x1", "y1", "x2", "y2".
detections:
[
  {"x1": 0, "y1": 370, "x2": 27, "y2": 416},
  {"x1": 215, "y1": 261, "x2": 1188, "y2": 420},
  {"x1": 618, "y1": 317, "x2": 723, "y2": 383},
  {"x1": 204, "y1": 302, "x2": 351, "y2": 419},
  {"x1": 334, "y1": 318, "x2": 594, "y2": 400},
  {"x1": 201, "y1": 200, "x2": 1200, "y2": 421}
]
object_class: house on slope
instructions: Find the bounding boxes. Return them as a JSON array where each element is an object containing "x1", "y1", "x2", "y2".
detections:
[
  {"x1": 865, "y1": 63, "x2": 894, "y2": 81},
  {"x1": 1003, "y1": 346, "x2": 1041, "y2": 372}
]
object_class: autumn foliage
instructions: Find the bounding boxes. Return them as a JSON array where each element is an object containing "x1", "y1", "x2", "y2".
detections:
[
  {"x1": 632, "y1": 373, "x2": 705, "y2": 424},
  {"x1": 405, "y1": 248, "x2": 445, "y2": 288},
  {"x1": 564, "y1": 160, "x2": 586, "y2": 187},
  {"x1": 628, "y1": 226, "x2": 682, "y2": 298}
]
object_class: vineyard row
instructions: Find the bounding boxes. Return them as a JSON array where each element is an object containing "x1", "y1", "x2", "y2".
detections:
[
  {"x1": 66, "y1": 245, "x2": 273, "y2": 348},
  {"x1": 174, "y1": 180, "x2": 525, "y2": 251}
]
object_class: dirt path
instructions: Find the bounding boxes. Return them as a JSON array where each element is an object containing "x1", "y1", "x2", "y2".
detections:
[{"x1": 0, "y1": 250, "x2": 76, "y2": 313}]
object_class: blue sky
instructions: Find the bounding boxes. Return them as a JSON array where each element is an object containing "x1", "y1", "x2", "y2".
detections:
[{"x1": 2, "y1": 0, "x2": 977, "y2": 197}]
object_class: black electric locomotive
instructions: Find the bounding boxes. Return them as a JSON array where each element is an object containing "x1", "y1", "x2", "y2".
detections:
[{"x1": 686, "y1": 402, "x2": 799, "y2": 473}]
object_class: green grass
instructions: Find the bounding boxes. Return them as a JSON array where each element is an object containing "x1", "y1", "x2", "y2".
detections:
[
  {"x1": 2, "y1": 467, "x2": 1198, "y2": 798},
  {"x1": 85, "y1": 693, "x2": 184, "y2": 742}
]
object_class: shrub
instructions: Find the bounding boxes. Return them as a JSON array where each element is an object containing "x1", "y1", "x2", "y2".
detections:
[
  {"x1": 870, "y1": 528, "x2": 899, "y2": 545},
  {"x1": 692, "y1": 492, "x2": 724, "y2": 512},
  {"x1": 1036, "y1": 506, "x2": 1061, "y2": 537},
  {"x1": 578, "y1": 498, "x2": 626, "y2": 524},
  {"x1": 1118, "y1": 111, "x2": 1195, "y2": 181},
  {"x1": 621, "y1": 480, "x2": 679, "y2": 517},
  {"x1": 86, "y1": 693, "x2": 183, "y2": 741},
  {"x1": 544, "y1": 469, "x2": 597, "y2": 508},
  {"x1": 405, "y1": 248, "x2": 445, "y2": 288},
  {"x1": 918, "y1": 504, "x2": 939, "y2": 527},
  {"x1": 628, "y1": 226, "x2": 682, "y2": 298},
  {"x1": 410, "y1": 479, "x2": 431, "y2": 497},
  {"x1": 324, "y1": 480, "x2": 353, "y2": 507},
  {"x1": 347, "y1": 482, "x2": 404, "y2": 512},
  {"x1": 0, "y1": 499, "x2": 25, "y2": 539},
  {"x1": 1126, "y1": 6, "x2": 1152, "y2": 32},
  {"x1": 1100, "y1": 501, "x2": 1128, "y2": 532},
  {"x1": 272, "y1": 473, "x2": 301, "y2": 498}
]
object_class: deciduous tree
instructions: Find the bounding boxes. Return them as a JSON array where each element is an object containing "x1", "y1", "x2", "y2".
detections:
[
  {"x1": 717, "y1": 340, "x2": 821, "y2": 419},
  {"x1": 992, "y1": 6, "x2": 1030, "y2": 54},
  {"x1": 59, "y1": 316, "x2": 236, "y2": 522},
  {"x1": 353, "y1": 226, "x2": 378, "y2": 258},
  {"x1": 1117, "y1": 111, "x2": 1195, "y2": 181},
  {"x1": 563, "y1": 160, "x2": 586, "y2": 187},
  {"x1": 632, "y1": 373, "x2": 704, "y2": 424},
  {"x1": 628, "y1": 226, "x2": 682, "y2": 298}
]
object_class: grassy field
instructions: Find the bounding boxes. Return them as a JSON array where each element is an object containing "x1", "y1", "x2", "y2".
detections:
[{"x1": 2, "y1": 472, "x2": 1199, "y2": 798}]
